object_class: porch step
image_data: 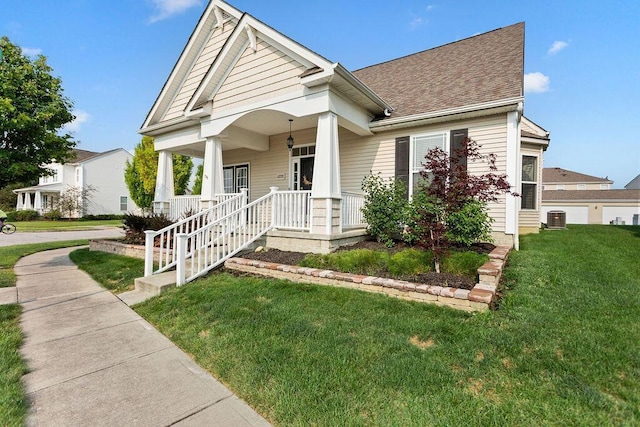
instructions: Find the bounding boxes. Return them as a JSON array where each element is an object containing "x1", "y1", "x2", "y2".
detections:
[
  {"x1": 134, "y1": 271, "x2": 177, "y2": 296},
  {"x1": 118, "y1": 289, "x2": 154, "y2": 306}
]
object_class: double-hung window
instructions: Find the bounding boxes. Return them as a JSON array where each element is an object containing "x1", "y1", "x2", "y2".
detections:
[
  {"x1": 521, "y1": 156, "x2": 538, "y2": 210},
  {"x1": 410, "y1": 133, "x2": 447, "y2": 196}
]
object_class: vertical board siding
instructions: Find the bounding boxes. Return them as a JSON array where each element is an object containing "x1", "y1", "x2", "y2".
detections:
[
  {"x1": 212, "y1": 38, "x2": 305, "y2": 112},
  {"x1": 164, "y1": 23, "x2": 237, "y2": 121}
]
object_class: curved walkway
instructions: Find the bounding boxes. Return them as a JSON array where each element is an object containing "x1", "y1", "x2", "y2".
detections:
[
  {"x1": 0, "y1": 226, "x2": 125, "y2": 247},
  {"x1": 16, "y1": 247, "x2": 270, "y2": 426}
]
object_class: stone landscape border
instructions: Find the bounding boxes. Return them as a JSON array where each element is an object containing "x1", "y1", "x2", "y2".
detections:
[{"x1": 225, "y1": 246, "x2": 510, "y2": 312}]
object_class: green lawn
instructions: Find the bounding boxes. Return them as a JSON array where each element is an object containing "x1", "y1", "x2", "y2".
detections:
[
  {"x1": 130, "y1": 225, "x2": 639, "y2": 425},
  {"x1": 69, "y1": 248, "x2": 144, "y2": 294},
  {"x1": 11, "y1": 219, "x2": 123, "y2": 232}
]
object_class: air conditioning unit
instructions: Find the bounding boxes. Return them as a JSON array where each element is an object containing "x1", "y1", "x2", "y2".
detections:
[{"x1": 547, "y1": 210, "x2": 566, "y2": 229}]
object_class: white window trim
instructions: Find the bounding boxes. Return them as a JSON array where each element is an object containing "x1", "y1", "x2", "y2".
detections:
[
  {"x1": 289, "y1": 143, "x2": 316, "y2": 191},
  {"x1": 521, "y1": 154, "x2": 539, "y2": 211},
  {"x1": 556, "y1": 184, "x2": 565, "y2": 190},
  {"x1": 408, "y1": 132, "x2": 449, "y2": 197}
]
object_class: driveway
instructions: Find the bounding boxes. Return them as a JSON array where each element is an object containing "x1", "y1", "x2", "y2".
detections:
[{"x1": 0, "y1": 227, "x2": 125, "y2": 247}]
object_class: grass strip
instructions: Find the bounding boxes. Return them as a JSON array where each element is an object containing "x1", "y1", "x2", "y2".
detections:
[
  {"x1": 0, "y1": 305, "x2": 28, "y2": 427},
  {"x1": 69, "y1": 248, "x2": 143, "y2": 294},
  {"x1": 11, "y1": 220, "x2": 123, "y2": 232}
]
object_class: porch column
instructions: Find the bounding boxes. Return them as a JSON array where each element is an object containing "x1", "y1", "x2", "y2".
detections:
[
  {"x1": 24, "y1": 192, "x2": 33, "y2": 210},
  {"x1": 34, "y1": 190, "x2": 42, "y2": 213},
  {"x1": 16, "y1": 192, "x2": 23, "y2": 210},
  {"x1": 201, "y1": 136, "x2": 224, "y2": 209},
  {"x1": 153, "y1": 150, "x2": 174, "y2": 215},
  {"x1": 310, "y1": 112, "x2": 342, "y2": 235}
]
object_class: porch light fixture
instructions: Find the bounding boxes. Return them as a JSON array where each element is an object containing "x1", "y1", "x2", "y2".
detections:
[{"x1": 287, "y1": 119, "x2": 294, "y2": 151}]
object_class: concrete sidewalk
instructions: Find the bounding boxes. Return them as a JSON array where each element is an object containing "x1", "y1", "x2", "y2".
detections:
[{"x1": 16, "y1": 247, "x2": 271, "y2": 426}]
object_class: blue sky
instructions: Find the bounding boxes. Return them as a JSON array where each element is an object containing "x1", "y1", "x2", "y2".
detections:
[{"x1": 3, "y1": 0, "x2": 639, "y2": 188}]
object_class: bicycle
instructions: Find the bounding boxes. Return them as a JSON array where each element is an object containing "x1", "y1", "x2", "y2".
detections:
[{"x1": 1, "y1": 223, "x2": 16, "y2": 234}]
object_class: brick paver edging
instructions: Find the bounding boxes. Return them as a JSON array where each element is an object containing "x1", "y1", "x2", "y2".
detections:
[{"x1": 225, "y1": 245, "x2": 510, "y2": 312}]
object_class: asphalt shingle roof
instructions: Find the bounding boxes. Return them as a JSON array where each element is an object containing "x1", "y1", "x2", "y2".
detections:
[
  {"x1": 352, "y1": 22, "x2": 524, "y2": 119},
  {"x1": 542, "y1": 168, "x2": 612, "y2": 184}
]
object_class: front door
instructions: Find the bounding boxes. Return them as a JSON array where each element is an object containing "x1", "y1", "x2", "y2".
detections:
[
  {"x1": 290, "y1": 145, "x2": 315, "y2": 191},
  {"x1": 300, "y1": 157, "x2": 314, "y2": 190}
]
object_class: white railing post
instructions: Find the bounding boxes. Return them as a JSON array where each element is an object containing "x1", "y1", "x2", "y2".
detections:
[
  {"x1": 269, "y1": 187, "x2": 278, "y2": 227},
  {"x1": 144, "y1": 230, "x2": 156, "y2": 277},
  {"x1": 176, "y1": 233, "x2": 188, "y2": 286}
]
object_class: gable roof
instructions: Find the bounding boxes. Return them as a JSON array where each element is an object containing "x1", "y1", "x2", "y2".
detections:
[
  {"x1": 352, "y1": 23, "x2": 524, "y2": 121},
  {"x1": 543, "y1": 168, "x2": 613, "y2": 185},
  {"x1": 625, "y1": 174, "x2": 640, "y2": 189},
  {"x1": 68, "y1": 149, "x2": 101, "y2": 163}
]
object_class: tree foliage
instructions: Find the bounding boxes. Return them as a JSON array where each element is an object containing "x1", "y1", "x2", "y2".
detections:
[
  {"x1": 0, "y1": 37, "x2": 76, "y2": 188},
  {"x1": 57, "y1": 185, "x2": 96, "y2": 218},
  {"x1": 192, "y1": 164, "x2": 203, "y2": 195},
  {"x1": 412, "y1": 137, "x2": 515, "y2": 272},
  {"x1": 124, "y1": 136, "x2": 193, "y2": 209}
]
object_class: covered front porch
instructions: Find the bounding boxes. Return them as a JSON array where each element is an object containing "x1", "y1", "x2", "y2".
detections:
[{"x1": 13, "y1": 184, "x2": 61, "y2": 215}]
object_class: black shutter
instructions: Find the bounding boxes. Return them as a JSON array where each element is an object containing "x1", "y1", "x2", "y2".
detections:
[
  {"x1": 450, "y1": 128, "x2": 468, "y2": 171},
  {"x1": 395, "y1": 136, "x2": 410, "y2": 199}
]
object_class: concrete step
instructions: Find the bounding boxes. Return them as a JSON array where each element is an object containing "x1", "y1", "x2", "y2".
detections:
[
  {"x1": 118, "y1": 289, "x2": 154, "y2": 306},
  {"x1": 134, "y1": 271, "x2": 176, "y2": 296}
]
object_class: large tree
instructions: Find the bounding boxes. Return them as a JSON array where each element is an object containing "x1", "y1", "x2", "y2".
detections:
[
  {"x1": 0, "y1": 37, "x2": 76, "y2": 188},
  {"x1": 125, "y1": 136, "x2": 193, "y2": 209}
]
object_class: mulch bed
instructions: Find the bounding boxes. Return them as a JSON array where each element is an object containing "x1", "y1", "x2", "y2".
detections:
[{"x1": 236, "y1": 239, "x2": 495, "y2": 290}]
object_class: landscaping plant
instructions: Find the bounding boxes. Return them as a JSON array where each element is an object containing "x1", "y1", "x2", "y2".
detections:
[
  {"x1": 412, "y1": 138, "x2": 515, "y2": 272},
  {"x1": 360, "y1": 173, "x2": 408, "y2": 247}
]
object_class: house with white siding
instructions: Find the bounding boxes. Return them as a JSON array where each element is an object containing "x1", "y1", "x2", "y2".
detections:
[
  {"x1": 13, "y1": 148, "x2": 138, "y2": 218},
  {"x1": 139, "y1": 0, "x2": 550, "y2": 285}
]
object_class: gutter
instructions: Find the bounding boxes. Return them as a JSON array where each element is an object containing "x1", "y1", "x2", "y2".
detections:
[
  {"x1": 332, "y1": 63, "x2": 394, "y2": 113},
  {"x1": 369, "y1": 97, "x2": 524, "y2": 132}
]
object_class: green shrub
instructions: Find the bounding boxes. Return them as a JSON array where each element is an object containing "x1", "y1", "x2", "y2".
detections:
[
  {"x1": 43, "y1": 210, "x2": 62, "y2": 221},
  {"x1": 387, "y1": 248, "x2": 433, "y2": 276},
  {"x1": 14, "y1": 210, "x2": 38, "y2": 221},
  {"x1": 301, "y1": 249, "x2": 389, "y2": 276},
  {"x1": 123, "y1": 213, "x2": 174, "y2": 244},
  {"x1": 442, "y1": 251, "x2": 488, "y2": 278},
  {"x1": 361, "y1": 173, "x2": 407, "y2": 247},
  {"x1": 5, "y1": 211, "x2": 17, "y2": 222},
  {"x1": 82, "y1": 214, "x2": 125, "y2": 221},
  {"x1": 446, "y1": 199, "x2": 493, "y2": 246}
]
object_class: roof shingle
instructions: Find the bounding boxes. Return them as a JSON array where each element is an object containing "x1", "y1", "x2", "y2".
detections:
[
  {"x1": 352, "y1": 22, "x2": 524, "y2": 119},
  {"x1": 543, "y1": 168, "x2": 612, "y2": 184}
]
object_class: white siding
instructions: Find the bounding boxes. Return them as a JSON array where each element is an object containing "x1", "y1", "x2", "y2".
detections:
[
  {"x1": 83, "y1": 150, "x2": 136, "y2": 215},
  {"x1": 602, "y1": 206, "x2": 640, "y2": 225},
  {"x1": 212, "y1": 38, "x2": 305, "y2": 112},
  {"x1": 542, "y1": 205, "x2": 589, "y2": 224}
]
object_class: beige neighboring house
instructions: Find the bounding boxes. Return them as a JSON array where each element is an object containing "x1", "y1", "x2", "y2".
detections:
[
  {"x1": 541, "y1": 168, "x2": 640, "y2": 225},
  {"x1": 138, "y1": 0, "x2": 550, "y2": 285},
  {"x1": 13, "y1": 148, "x2": 139, "y2": 218},
  {"x1": 542, "y1": 167, "x2": 612, "y2": 191}
]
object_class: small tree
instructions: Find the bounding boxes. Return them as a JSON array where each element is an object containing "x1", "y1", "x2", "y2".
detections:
[
  {"x1": 413, "y1": 138, "x2": 515, "y2": 272},
  {"x1": 57, "y1": 185, "x2": 96, "y2": 218},
  {"x1": 192, "y1": 164, "x2": 203, "y2": 195},
  {"x1": 125, "y1": 136, "x2": 193, "y2": 209},
  {"x1": 361, "y1": 173, "x2": 408, "y2": 247}
]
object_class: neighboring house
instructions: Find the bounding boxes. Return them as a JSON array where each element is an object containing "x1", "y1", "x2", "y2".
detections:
[
  {"x1": 139, "y1": 1, "x2": 550, "y2": 284},
  {"x1": 542, "y1": 189, "x2": 640, "y2": 225},
  {"x1": 542, "y1": 167, "x2": 612, "y2": 191},
  {"x1": 14, "y1": 148, "x2": 138, "y2": 217},
  {"x1": 625, "y1": 174, "x2": 640, "y2": 190},
  {"x1": 541, "y1": 167, "x2": 639, "y2": 224}
]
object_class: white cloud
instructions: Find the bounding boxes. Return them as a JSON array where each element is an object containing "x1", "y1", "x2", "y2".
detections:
[
  {"x1": 409, "y1": 16, "x2": 424, "y2": 30},
  {"x1": 524, "y1": 72, "x2": 550, "y2": 93},
  {"x1": 548, "y1": 40, "x2": 569, "y2": 55},
  {"x1": 21, "y1": 47, "x2": 42, "y2": 57},
  {"x1": 63, "y1": 110, "x2": 91, "y2": 133},
  {"x1": 148, "y1": 0, "x2": 203, "y2": 23}
]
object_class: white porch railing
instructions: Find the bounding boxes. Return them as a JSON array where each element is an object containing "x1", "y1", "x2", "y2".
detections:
[
  {"x1": 169, "y1": 195, "x2": 201, "y2": 220},
  {"x1": 341, "y1": 191, "x2": 366, "y2": 229},
  {"x1": 272, "y1": 190, "x2": 312, "y2": 230},
  {"x1": 176, "y1": 188, "x2": 277, "y2": 285},
  {"x1": 144, "y1": 191, "x2": 247, "y2": 276}
]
